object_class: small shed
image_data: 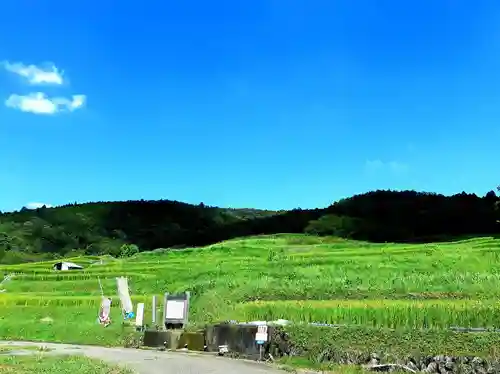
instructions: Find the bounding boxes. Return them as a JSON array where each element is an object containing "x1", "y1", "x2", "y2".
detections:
[{"x1": 53, "y1": 262, "x2": 84, "y2": 271}]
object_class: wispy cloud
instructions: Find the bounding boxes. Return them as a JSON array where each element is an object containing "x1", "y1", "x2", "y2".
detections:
[
  {"x1": 2, "y1": 60, "x2": 86, "y2": 115},
  {"x1": 5, "y1": 92, "x2": 86, "y2": 115},
  {"x1": 25, "y1": 202, "x2": 53, "y2": 209},
  {"x1": 365, "y1": 159, "x2": 409, "y2": 174},
  {"x1": 3, "y1": 61, "x2": 64, "y2": 85}
]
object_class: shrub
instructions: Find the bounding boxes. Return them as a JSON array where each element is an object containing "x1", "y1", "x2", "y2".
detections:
[{"x1": 119, "y1": 244, "x2": 139, "y2": 258}]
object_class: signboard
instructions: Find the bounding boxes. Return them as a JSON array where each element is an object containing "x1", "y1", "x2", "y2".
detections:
[
  {"x1": 255, "y1": 325, "x2": 268, "y2": 344},
  {"x1": 165, "y1": 300, "x2": 185, "y2": 319},
  {"x1": 162, "y1": 292, "x2": 191, "y2": 329}
]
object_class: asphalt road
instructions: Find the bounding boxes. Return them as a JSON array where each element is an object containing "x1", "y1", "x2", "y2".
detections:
[{"x1": 0, "y1": 341, "x2": 284, "y2": 374}]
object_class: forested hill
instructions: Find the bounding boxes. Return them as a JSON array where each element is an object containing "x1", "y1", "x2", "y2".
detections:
[
  {"x1": 0, "y1": 200, "x2": 279, "y2": 263},
  {"x1": 0, "y1": 189, "x2": 499, "y2": 264}
]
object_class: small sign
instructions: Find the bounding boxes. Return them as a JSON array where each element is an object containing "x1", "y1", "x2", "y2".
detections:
[
  {"x1": 255, "y1": 325, "x2": 268, "y2": 344},
  {"x1": 218, "y1": 345, "x2": 229, "y2": 354}
]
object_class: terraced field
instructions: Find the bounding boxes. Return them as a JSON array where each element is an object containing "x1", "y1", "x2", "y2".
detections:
[{"x1": 1, "y1": 234, "x2": 500, "y2": 349}]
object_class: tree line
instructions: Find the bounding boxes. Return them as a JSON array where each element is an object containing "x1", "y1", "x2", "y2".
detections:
[{"x1": 0, "y1": 189, "x2": 498, "y2": 263}]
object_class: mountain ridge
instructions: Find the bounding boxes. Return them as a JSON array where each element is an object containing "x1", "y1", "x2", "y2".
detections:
[{"x1": 0, "y1": 189, "x2": 498, "y2": 264}]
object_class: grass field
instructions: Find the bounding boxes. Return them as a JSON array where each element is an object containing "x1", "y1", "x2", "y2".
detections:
[
  {"x1": 0, "y1": 355, "x2": 132, "y2": 374},
  {"x1": 2, "y1": 234, "x2": 500, "y2": 358}
]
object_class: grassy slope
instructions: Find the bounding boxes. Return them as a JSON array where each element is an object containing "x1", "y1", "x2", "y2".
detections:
[{"x1": 1, "y1": 234, "x2": 500, "y2": 358}]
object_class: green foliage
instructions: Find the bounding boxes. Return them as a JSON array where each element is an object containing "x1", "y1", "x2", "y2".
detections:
[
  {"x1": 283, "y1": 324, "x2": 500, "y2": 360},
  {"x1": 0, "y1": 200, "x2": 279, "y2": 264},
  {"x1": 328, "y1": 190, "x2": 499, "y2": 242},
  {"x1": 119, "y1": 244, "x2": 139, "y2": 258},
  {"x1": 305, "y1": 214, "x2": 359, "y2": 237}
]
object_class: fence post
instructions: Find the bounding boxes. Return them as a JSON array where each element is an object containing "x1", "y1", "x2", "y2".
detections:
[{"x1": 152, "y1": 295, "x2": 157, "y2": 325}]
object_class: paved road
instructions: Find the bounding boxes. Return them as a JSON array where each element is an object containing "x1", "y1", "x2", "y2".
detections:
[{"x1": 0, "y1": 341, "x2": 284, "y2": 374}]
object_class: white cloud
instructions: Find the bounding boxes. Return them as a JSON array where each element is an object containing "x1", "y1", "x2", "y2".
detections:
[
  {"x1": 5, "y1": 92, "x2": 86, "y2": 115},
  {"x1": 365, "y1": 159, "x2": 409, "y2": 174},
  {"x1": 25, "y1": 202, "x2": 53, "y2": 209},
  {"x1": 3, "y1": 61, "x2": 64, "y2": 85}
]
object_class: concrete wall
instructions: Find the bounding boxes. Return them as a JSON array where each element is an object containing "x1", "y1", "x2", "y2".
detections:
[
  {"x1": 142, "y1": 323, "x2": 288, "y2": 361},
  {"x1": 205, "y1": 323, "x2": 276, "y2": 360}
]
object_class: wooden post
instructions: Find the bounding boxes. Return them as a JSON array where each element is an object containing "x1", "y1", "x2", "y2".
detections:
[
  {"x1": 152, "y1": 295, "x2": 157, "y2": 325},
  {"x1": 162, "y1": 292, "x2": 168, "y2": 330},
  {"x1": 184, "y1": 291, "x2": 191, "y2": 326},
  {"x1": 136, "y1": 303, "x2": 145, "y2": 328}
]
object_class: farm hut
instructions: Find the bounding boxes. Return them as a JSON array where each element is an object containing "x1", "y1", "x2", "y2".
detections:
[{"x1": 52, "y1": 262, "x2": 84, "y2": 271}]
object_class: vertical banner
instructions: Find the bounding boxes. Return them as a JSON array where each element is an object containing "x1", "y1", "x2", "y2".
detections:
[
  {"x1": 116, "y1": 277, "x2": 134, "y2": 318},
  {"x1": 136, "y1": 303, "x2": 145, "y2": 327}
]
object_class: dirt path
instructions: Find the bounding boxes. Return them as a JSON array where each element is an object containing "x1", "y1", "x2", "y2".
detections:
[{"x1": 0, "y1": 341, "x2": 284, "y2": 374}]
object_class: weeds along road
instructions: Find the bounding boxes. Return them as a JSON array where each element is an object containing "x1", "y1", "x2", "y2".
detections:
[{"x1": 0, "y1": 341, "x2": 284, "y2": 374}]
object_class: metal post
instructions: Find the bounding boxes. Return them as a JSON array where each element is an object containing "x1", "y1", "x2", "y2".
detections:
[
  {"x1": 162, "y1": 292, "x2": 169, "y2": 330},
  {"x1": 184, "y1": 291, "x2": 190, "y2": 327}
]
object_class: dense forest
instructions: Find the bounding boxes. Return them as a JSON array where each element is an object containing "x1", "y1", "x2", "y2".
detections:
[{"x1": 0, "y1": 188, "x2": 499, "y2": 264}]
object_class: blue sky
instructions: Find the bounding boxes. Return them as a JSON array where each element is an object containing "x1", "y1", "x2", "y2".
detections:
[{"x1": 0, "y1": 1, "x2": 499, "y2": 212}]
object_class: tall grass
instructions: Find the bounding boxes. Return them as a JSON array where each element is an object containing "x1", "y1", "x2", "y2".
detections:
[{"x1": 230, "y1": 300, "x2": 500, "y2": 329}]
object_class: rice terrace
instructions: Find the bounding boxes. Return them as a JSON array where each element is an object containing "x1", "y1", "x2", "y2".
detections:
[{"x1": 3, "y1": 232, "x2": 500, "y2": 372}]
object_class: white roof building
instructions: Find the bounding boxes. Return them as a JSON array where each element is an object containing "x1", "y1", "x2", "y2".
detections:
[{"x1": 53, "y1": 262, "x2": 84, "y2": 271}]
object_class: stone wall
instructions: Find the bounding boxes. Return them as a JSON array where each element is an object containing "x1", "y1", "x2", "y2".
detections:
[
  {"x1": 268, "y1": 327, "x2": 500, "y2": 373},
  {"x1": 341, "y1": 353, "x2": 500, "y2": 373}
]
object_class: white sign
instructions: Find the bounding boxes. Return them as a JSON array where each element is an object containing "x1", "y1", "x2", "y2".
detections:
[
  {"x1": 166, "y1": 300, "x2": 185, "y2": 320},
  {"x1": 135, "y1": 303, "x2": 144, "y2": 327},
  {"x1": 255, "y1": 325, "x2": 268, "y2": 343}
]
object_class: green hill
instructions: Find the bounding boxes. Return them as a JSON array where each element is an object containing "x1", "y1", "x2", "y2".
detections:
[
  {"x1": 0, "y1": 200, "x2": 282, "y2": 263},
  {"x1": 0, "y1": 189, "x2": 498, "y2": 264}
]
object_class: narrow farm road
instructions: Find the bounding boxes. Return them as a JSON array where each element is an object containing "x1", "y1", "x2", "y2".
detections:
[{"x1": 0, "y1": 341, "x2": 284, "y2": 374}]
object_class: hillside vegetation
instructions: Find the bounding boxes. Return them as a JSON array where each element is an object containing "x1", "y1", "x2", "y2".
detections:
[
  {"x1": 0, "y1": 189, "x2": 499, "y2": 264},
  {"x1": 2, "y1": 234, "x2": 500, "y2": 359}
]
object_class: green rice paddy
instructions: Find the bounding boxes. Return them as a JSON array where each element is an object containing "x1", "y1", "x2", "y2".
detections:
[{"x1": 1, "y1": 234, "x2": 500, "y2": 354}]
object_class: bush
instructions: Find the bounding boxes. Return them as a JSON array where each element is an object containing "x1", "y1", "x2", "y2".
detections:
[
  {"x1": 305, "y1": 215, "x2": 360, "y2": 238},
  {"x1": 119, "y1": 244, "x2": 139, "y2": 258}
]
